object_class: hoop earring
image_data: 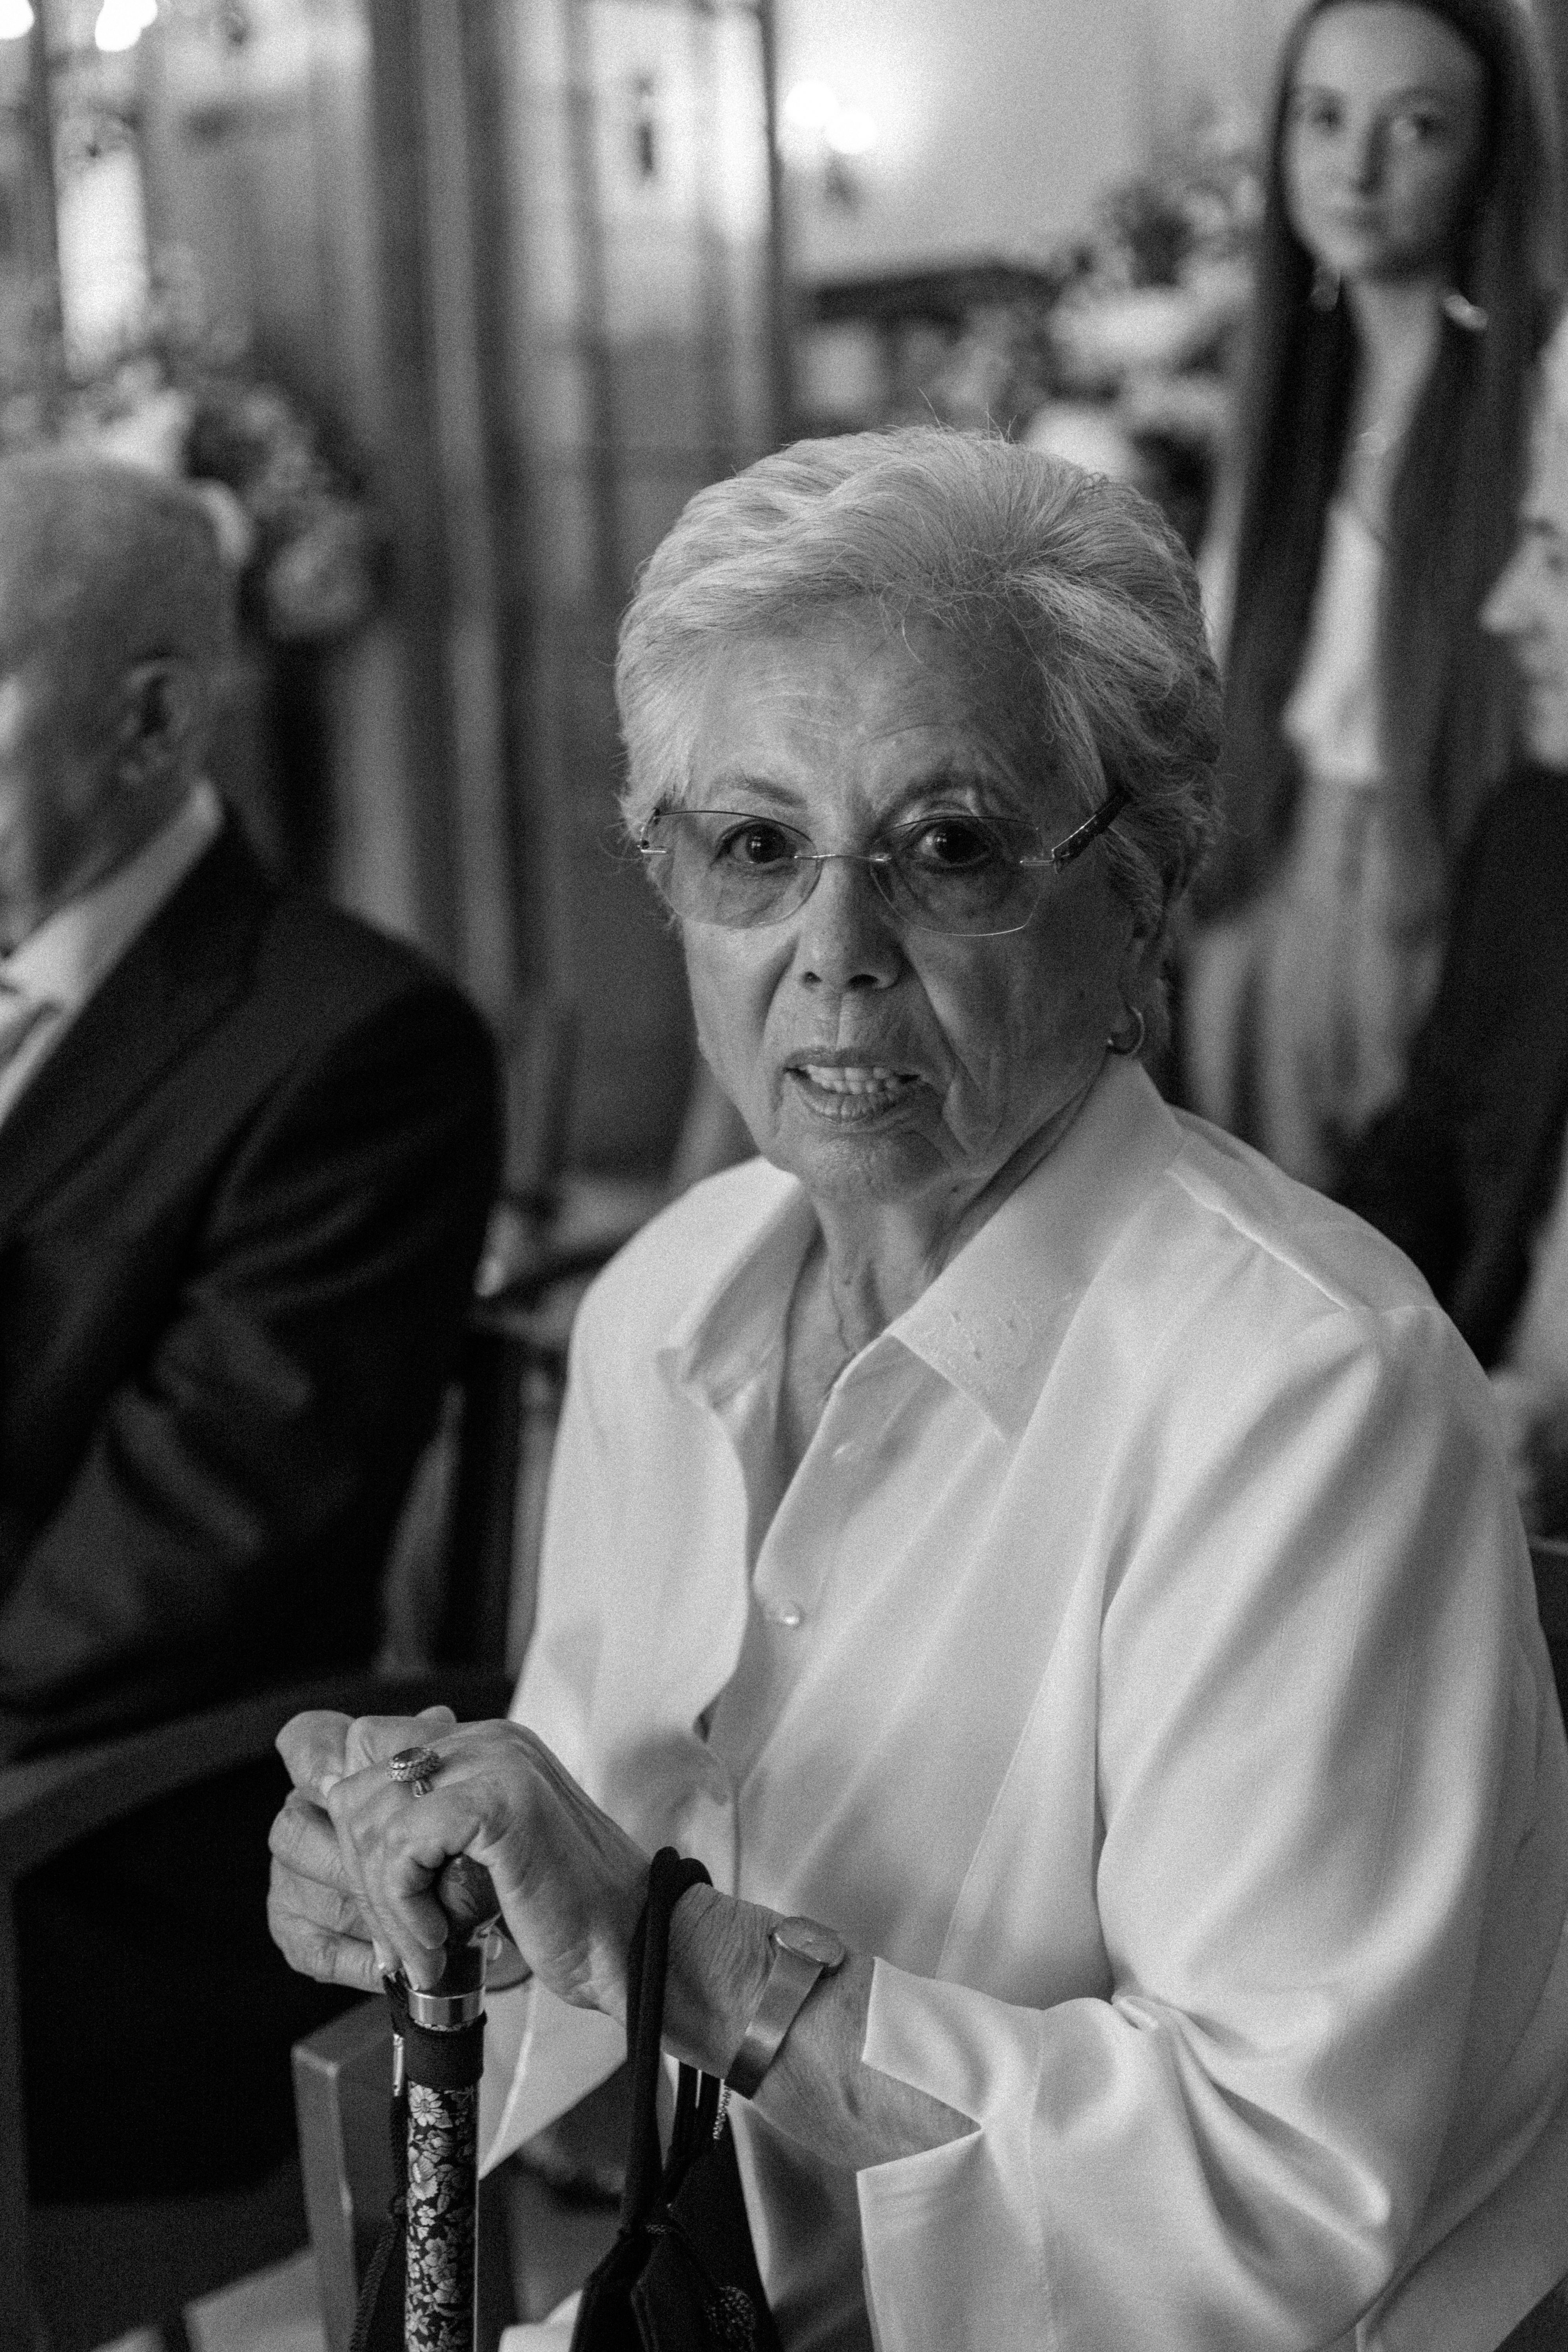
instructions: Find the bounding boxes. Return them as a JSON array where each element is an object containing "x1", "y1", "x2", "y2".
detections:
[
  {"x1": 1106, "y1": 1005, "x2": 1147, "y2": 1059},
  {"x1": 1441, "y1": 287, "x2": 1488, "y2": 334},
  {"x1": 1310, "y1": 261, "x2": 1341, "y2": 313}
]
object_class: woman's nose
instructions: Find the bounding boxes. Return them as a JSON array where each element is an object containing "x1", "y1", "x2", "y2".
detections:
[
  {"x1": 1345, "y1": 119, "x2": 1383, "y2": 192},
  {"x1": 792, "y1": 854, "x2": 903, "y2": 992}
]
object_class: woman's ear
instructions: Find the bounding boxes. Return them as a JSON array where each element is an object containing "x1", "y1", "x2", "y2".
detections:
[
  {"x1": 1105, "y1": 897, "x2": 1169, "y2": 1047},
  {"x1": 1120, "y1": 896, "x2": 1170, "y2": 1003}
]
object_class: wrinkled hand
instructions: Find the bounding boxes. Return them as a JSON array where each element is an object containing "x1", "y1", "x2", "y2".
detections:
[
  {"x1": 268, "y1": 1705, "x2": 457, "y2": 1991},
  {"x1": 282, "y1": 1712, "x2": 652, "y2": 2020}
]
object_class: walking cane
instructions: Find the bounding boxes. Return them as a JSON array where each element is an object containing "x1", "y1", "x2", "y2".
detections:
[
  {"x1": 396, "y1": 1852, "x2": 501, "y2": 2352},
  {"x1": 354, "y1": 1822, "x2": 501, "y2": 2352}
]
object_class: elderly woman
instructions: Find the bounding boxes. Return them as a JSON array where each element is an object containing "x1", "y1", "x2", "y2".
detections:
[{"x1": 270, "y1": 431, "x2": 1568, "y2": 2352}]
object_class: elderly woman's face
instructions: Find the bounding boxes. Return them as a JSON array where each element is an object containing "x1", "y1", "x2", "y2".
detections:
[{"x1": 678, "y1": 606, "x2": 1139, "y2": 1225}]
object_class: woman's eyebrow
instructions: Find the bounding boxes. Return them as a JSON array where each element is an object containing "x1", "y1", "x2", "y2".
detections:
[
  {"x1": 699, "y1": 748, "x2": 1021, "y2": 812},
  {"x1": 1292, "y1": 78, "x2": 1454, "y2": 105},
  {"x1": 893, "y1": 751, "x2": 1027, "y2": 801},
  {"x1": 697, "y1": 773, "x2": 805, "y2": 809}
]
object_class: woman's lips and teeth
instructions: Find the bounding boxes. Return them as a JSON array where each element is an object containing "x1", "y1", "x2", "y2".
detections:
[{"x1": 786, "y1": 1051, "x2": 925, "y2": 1120}]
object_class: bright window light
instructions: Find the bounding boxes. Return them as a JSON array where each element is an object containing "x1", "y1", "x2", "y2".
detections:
[
  {"x1": 782, "y1": 80, "x2": 838, "y2": 132},
  {"x1": 94, "y1": 0, "x2": 156, "y2": 52},
  {"x1": 824, "y1": 105, "x2": 877, "y2": 158},
  {"x1": 0, "y1": 0, "x2": 33, "y2": 38}
]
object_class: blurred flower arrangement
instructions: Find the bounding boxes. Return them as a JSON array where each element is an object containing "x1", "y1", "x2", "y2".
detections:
[
  {"x1": 1043, "y1": 116, "x2": 1259, "y2": 428},
  {"x1": 0, "y1": 247, "x2": 381, "y2": 644},
  {"x1": 838, "y1": 121, "x2": 1263, "y2": 549}
]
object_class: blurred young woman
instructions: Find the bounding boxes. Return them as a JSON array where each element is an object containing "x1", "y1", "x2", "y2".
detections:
[{"x1": 1184, "y1": 0, "x2": 1561, "y2": 1189}]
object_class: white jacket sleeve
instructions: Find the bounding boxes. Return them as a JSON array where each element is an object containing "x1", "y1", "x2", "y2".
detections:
[{"x1": 854, "y1": 1305, "x2": 1548, "y2": 2352}]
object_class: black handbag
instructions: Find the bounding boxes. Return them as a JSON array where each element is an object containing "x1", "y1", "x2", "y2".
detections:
[{"x1": 570, "y1": 1847, "x2": 782, "y2": 2352}]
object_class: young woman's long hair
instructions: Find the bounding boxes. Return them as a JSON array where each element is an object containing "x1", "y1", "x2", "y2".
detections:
[{"x1": 1201, "y1": 0, "x2": 1563, "y2": 916}]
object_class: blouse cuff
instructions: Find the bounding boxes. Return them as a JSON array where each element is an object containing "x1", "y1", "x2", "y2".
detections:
[
  {"x1": 857, "y1": 1961, "x2": 1047, "y2": 2351},
  {"x1": 861, "y1": 1956, "x2": 1041, "y2": 2123}
]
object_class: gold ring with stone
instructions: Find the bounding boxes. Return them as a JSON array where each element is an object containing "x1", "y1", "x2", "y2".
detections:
[{"x1": 387, "y1": 1744, "x2": 442, "y2": 1797}]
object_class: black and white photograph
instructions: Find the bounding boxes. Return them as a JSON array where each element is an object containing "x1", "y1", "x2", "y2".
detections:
[{"x1": 5, "y1": 5, "x2": 1568, "y2": 2350}]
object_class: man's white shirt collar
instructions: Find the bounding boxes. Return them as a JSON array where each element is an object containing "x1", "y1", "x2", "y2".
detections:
[
  {"x1": 2, "y1": 778, "x2": 223, "y2": 1014},
  {"x1": 0, "y1": 781, "x2": 225, "y2": 1132}
]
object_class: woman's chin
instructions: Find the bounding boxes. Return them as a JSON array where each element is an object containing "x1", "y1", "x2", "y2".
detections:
[
  {"x1": 768, "y1": 1100, "x2": 947, "y2": 1208},
  {"x1": 1301, "y1": 223, "x2": 1426, "y2": 287}
]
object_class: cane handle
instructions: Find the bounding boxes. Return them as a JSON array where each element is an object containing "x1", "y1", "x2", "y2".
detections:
[{"x1": 436, "y1": 1853, "x2": 499, "y2": 1940}]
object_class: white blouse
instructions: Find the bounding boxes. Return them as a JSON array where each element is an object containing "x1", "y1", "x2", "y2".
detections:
[
  {"x1": 1281, "y1": 497, "x2": 1386, "y2": 789},
  {"x1": 483, "y1": 1058, "x2": 1568, "y2": 2352}
]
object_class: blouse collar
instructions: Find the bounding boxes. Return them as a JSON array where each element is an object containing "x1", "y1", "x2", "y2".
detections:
[{"x1": 662, "y1": 1056, "x2": 1185, "y2": 1437}]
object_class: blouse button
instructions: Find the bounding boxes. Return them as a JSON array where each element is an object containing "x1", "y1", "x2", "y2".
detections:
[{"x1": 763, "y1": 1599, "x2": 805, "y2": 1630}]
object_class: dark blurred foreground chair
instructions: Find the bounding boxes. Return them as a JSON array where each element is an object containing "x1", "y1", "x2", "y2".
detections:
[
  {"x1": 434, "y1": 1237, "x2": 634, "y2": 1671},
  {"x1": 386, "y1": 983, "x2": 661, "y2": 1677},
  {"x1": 0, "y1": 1662, "x2": 512, "y2": 2352}
]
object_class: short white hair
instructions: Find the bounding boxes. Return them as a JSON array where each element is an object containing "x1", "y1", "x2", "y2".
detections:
[
  {"x1": 0, "y1": 450, "x2": 227, "y2": 667},
  {"x1": 615, "y1": 429, "x2": 1222, "y2": 965}
]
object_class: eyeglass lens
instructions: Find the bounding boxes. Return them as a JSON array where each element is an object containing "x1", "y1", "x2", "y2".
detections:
[{"x1": 641, "y1": 809, "x2": 1048, "y2": 935}]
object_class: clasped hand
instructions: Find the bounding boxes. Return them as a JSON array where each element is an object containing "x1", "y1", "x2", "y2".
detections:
[{"x1": 267, "y1": 1706, "x2": 651, "y2": 2015}]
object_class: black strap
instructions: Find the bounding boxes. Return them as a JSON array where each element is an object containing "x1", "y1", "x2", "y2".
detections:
[
  {"x1": 666, "y1": 2054, "x2": 722, "y2": 2188},
  {"x1": 619, "y1": 1847, "x2": 713, "y2": 2232},
  {"x1": 347, "y1": 2049, "x2": 409, "y2": 2352}
]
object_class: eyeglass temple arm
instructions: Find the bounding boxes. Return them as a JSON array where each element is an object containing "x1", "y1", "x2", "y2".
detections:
[{"x1": 1049, "y1": 786, "x2": 1129, "y2": 873}]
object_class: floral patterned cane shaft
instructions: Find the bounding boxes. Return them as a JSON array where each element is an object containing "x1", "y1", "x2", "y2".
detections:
[{"x1": 405, "y1": 2081, "x2": 479, "y2": 2352}]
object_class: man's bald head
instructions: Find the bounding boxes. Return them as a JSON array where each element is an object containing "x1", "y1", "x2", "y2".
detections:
[
  {"x1": 0, "y1": 452, "x2": 233, "y2": 949},
  {"x1": 0, "y1": 449, "x2": 229, "y2": 692}
]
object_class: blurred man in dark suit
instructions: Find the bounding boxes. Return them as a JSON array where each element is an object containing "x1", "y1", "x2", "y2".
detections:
[
  {"x1": 0, "y1": 450, "x2": 498, "y2": 2196},
  {"x1": 1343, "y1": 321, "x2": 1568, "y2": 1537}
]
